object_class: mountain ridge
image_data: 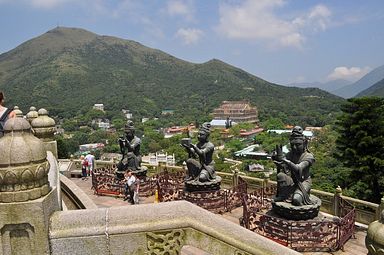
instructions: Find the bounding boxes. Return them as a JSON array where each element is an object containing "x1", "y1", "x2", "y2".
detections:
[
  {"x1": 0, "y1": 26, "x2": 344, "y2": 126},
  {"x1": 331, "y1": 65, "x2": 384, "y2": 98},
  {"x1": 286, "y1": 79, "x2": 351, "y2": 93},
  {"x1": 357, "y1": 78, "x2": 384, "y2": 97}
]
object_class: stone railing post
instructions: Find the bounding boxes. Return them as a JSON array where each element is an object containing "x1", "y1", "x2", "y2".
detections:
[
  {"x1": 263, "y1": 177, "x2": 269, "y2": 189},
  {"x1": 334, "y1": 186, "x2": 342, "y2": 217},
  {"x1": 0, "y1": 117, "x2": 60, "y2": 254},
  {"x1": 31, "y1": 108, "x2": 57, "y2": 158},
  {"x1": 232, "y1": 168, "x2": 239, "y2": 187},
  {"x1": 158, "y1": 161, "x2": 166, "y2": 173},
  {"x1": 376, "y1": 197, "x2": 384, "y2": 220}
]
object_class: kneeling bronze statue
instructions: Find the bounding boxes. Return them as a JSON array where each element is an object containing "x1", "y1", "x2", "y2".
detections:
[
  {"x1": 271, "y1": 126, "x2": 321, "y2": 220},
  {"x1": 182, "y1": 122, "x2": 221, "y2": 191}
]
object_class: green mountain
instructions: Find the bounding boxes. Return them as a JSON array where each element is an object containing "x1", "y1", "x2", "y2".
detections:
[
  {"x1": 0, "y1": 27, "x2": 344, "y2": 126},
  {"x1": 356, "y1": 78, "x2": 384, "y2": 97}
]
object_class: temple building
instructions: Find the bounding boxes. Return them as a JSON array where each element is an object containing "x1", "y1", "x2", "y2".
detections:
[{"x1": 212, "y1": 100, "x2": 259, "y2": 124}]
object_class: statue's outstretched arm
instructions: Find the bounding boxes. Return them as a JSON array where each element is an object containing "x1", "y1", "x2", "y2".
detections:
[
  {"x1": 191, "y1": 144, "x2": 213, "y2": 162},
  {"x1": 191, "y1": 144, "x2": 202, "y2": 156},
  {"x1": 130, "y1": 139, "x2": 140, "y2": 149},
  {"x1": 282, "y1": 159, "x2": 310, "y2": 177},
  {"x1": 118, "y1": 137, "x2": 127, "y2": 154},
  {"x1": 182, "y1": 143, "x2": 197, "y2": 157}
]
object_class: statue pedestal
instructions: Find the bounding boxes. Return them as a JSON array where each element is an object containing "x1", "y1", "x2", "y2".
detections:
[
  {"x1": 272, "y1": 195, "x2": 321, "y2": 220},
  {"x1": 132, "y1": 166, "x2": 148, "y2": 177},
  {"x1": 185, "y1": 176, "x2": 222, "y2": 192},
  {"x1": 115, "y1": 166, "x2": 148, "y2": 180}
]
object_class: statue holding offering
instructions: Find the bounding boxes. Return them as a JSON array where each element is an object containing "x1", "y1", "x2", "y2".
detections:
[
  {"x1": 272, "y1": 126, "x2": 315, "y2": 206},
  {"x1": 182, "y1": 122, "x2": 216, "y2": 183},
  {"x1": 116, "y1": 121, "x2": 147, "y2": 178}
]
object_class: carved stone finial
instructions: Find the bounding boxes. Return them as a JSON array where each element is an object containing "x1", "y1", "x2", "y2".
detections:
[
  {"x1": 31, "y1": 108, "x2": 56, "y2": 141},
  {"x1": 26, "y1": 106, "x2": 39, "y2": 123},
  {"x1": 13, "y1": 106, "x2": 23, "y2": 118},
  {"x1": 366, "y1": 209, "x2": 384, "y2": 254},
  {"x1": 0, "y1": 117, "x2": 50, "y2": 202},
  {"x1": 335, "y1": 186, "x2": 342, "y2": 194}
]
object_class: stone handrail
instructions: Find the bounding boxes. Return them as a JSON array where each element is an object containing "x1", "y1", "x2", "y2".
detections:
[
  {"x1": 60, "y1": 174, "x2": 97, "y2": 210},
  {"x1": 64, "y1": 159, "x2": 381, "y2": 224},
  {"x1": 49, "y1": 201, "x2": 300, "y2": 255}
]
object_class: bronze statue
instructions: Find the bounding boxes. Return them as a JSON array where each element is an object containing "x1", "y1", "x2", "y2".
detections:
[
  {"x1": 117, "y1": 121, "x2": 142, "y2": 172},
  {"x1": 182, "y1": 122, "x2": 216, "y2": 182},
  {"x1": 272, "y1": 126, "x2": 315, "y2": 206}
]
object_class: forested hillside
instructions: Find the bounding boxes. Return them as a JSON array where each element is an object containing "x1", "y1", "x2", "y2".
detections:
[
  {"x1": 356, "y1": 78, "x2": 384, "y2": 97},
  {"x1": 0, "y1": 27, "x2": 344, "y2": 126}
]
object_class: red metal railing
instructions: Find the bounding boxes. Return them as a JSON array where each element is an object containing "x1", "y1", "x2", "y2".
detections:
[{"x1": 240, "y1": 189, "x2": 355, "y2": 252}]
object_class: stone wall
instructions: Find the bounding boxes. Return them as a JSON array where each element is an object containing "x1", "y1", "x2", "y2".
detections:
[
  {"x1": 49, "y1": 201, "x2": 300, "y2": 255},
  {"x1": 60, "y1": 174, "x2": 97, "y2": 210}
]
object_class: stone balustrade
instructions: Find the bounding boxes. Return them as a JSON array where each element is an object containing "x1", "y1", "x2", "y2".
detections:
[
  {"x1": 60, "y1": 174, "x2": 97, "y2": 210},
  {"x1": 49, "y1": 201, "x2": 300, "y2": 255}
]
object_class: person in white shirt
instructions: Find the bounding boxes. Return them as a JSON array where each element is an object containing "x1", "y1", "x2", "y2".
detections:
[
  {"x1": 124, "y1": 170, "x2": 137, "y2": 204},
  {"x1": 85, "y1": 152, "x2": 95, "y2": 176}
]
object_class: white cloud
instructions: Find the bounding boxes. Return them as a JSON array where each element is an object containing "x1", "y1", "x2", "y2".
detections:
[
  {"x1": 166, "y1": 0, "x2": 194, "y2": 21},
  {"x1": 307, "y1": 4, "x2": 331, "y2": 31},
  {"x1": 29, "y1": 0, "x2": 73, "y2": 9},
  {"x1": 175, "y1": 28, "x2": 203, "y2": 45},
  {"x1": 216, "y1": 0, "x2": 332, "y2": 48},
  {"x1": 327, "y1": 66, "x2": 371, "y2": 81}
]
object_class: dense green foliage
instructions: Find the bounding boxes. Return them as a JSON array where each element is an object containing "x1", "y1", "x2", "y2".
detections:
[
  {"x1": 309, "y1": 126, "x2": 352, "y2": 193},
  {"x1": 335, "y1": 97, "x2": 384, "y2": 203},
  {"x1": 254, "y1": 131, "x2": 290, "y2": 153},
  {"x1": 0, "y1": 27, "x2": 344, "y2": 127}
]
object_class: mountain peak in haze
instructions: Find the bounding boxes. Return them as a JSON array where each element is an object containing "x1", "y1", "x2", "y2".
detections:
[
  {"x1": 332, "y1": 65, "x2": 384, "y2": 98},
  {"x1": 286, "y1": 79, "x2": 351, "y2": 93}
]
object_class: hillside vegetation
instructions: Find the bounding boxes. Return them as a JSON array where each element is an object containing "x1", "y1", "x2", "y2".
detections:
[
  {"x1": 357, "y1": 78, "x2": 384, "y2": 97},
  {"x1": 0, "y1": 27, "x2": 344, "y2": 126}
]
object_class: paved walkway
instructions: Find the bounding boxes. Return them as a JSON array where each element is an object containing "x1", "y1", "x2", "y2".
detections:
[
  {"x1": 69, "y1": 177, "x2": 368, "y2": 255},
  {"x1": 70, "y1": 177, "x2": 154, "y2": 207}
]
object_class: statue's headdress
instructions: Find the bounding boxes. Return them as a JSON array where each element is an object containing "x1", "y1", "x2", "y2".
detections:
[
  {"x1": 125, "y1": 120, "x2": 135, "y2": 132},
  {"x1": 290, "y1": 126, "x2": 304, "y2": 142},
  {"x1": 200, "y1": 122, "x2": 211, "y2": 135}
]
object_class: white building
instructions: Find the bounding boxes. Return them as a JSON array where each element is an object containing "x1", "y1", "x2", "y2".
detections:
[
  {"x1": 122, "y1": 109, "x2": 132, "y2": 119},
  {"x1": 98, "y1": 122, "x2": 110, "y2": 130},
  {"x1": 79, "y1": 143, "x2": 105, "y2": 152},
  {"x1": 93, "y1": 104, "x2": 104, "y2": 111},
  {"x1": 148, "y1": 152, "x2": 175, "y2": 166}
]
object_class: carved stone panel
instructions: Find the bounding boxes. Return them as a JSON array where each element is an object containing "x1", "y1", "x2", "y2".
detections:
[
  {"x1": 147, "y1": 229, "x2": 185, "y2": 255},
  {"x1": 0, "y1": 223, "x2": 35, "y2": 255}
]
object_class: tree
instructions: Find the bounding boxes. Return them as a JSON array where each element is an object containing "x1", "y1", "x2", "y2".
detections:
[
  {"x1": 335, "y1": 97, "x2": 384, "y2": 203},
  {"x1": 309, "y1": 125, "x2": 352, "y2": 193},
  {"x1": 56, "y1": 136, "x2": 69, "y2": 158},
  {"x1": 262, "y1": 117, "x2": 285, "y2": 130}
]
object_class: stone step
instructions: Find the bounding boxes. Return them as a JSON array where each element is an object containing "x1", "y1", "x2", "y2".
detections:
[{"x1": 180, "y1": 245, "x2": 212, "y2": 255}]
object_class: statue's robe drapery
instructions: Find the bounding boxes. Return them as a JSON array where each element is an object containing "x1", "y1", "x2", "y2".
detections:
[
  {"x1": 186, "y1": 141, "x2": 215, "y2": 181},
  {"x1": 276, "y1": 151, "x2": 315, "y2": 205}
]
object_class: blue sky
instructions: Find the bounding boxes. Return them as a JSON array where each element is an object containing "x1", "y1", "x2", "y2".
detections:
[{"x1": 0, "y1": 0, "x2": 383, "y2": 85}]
